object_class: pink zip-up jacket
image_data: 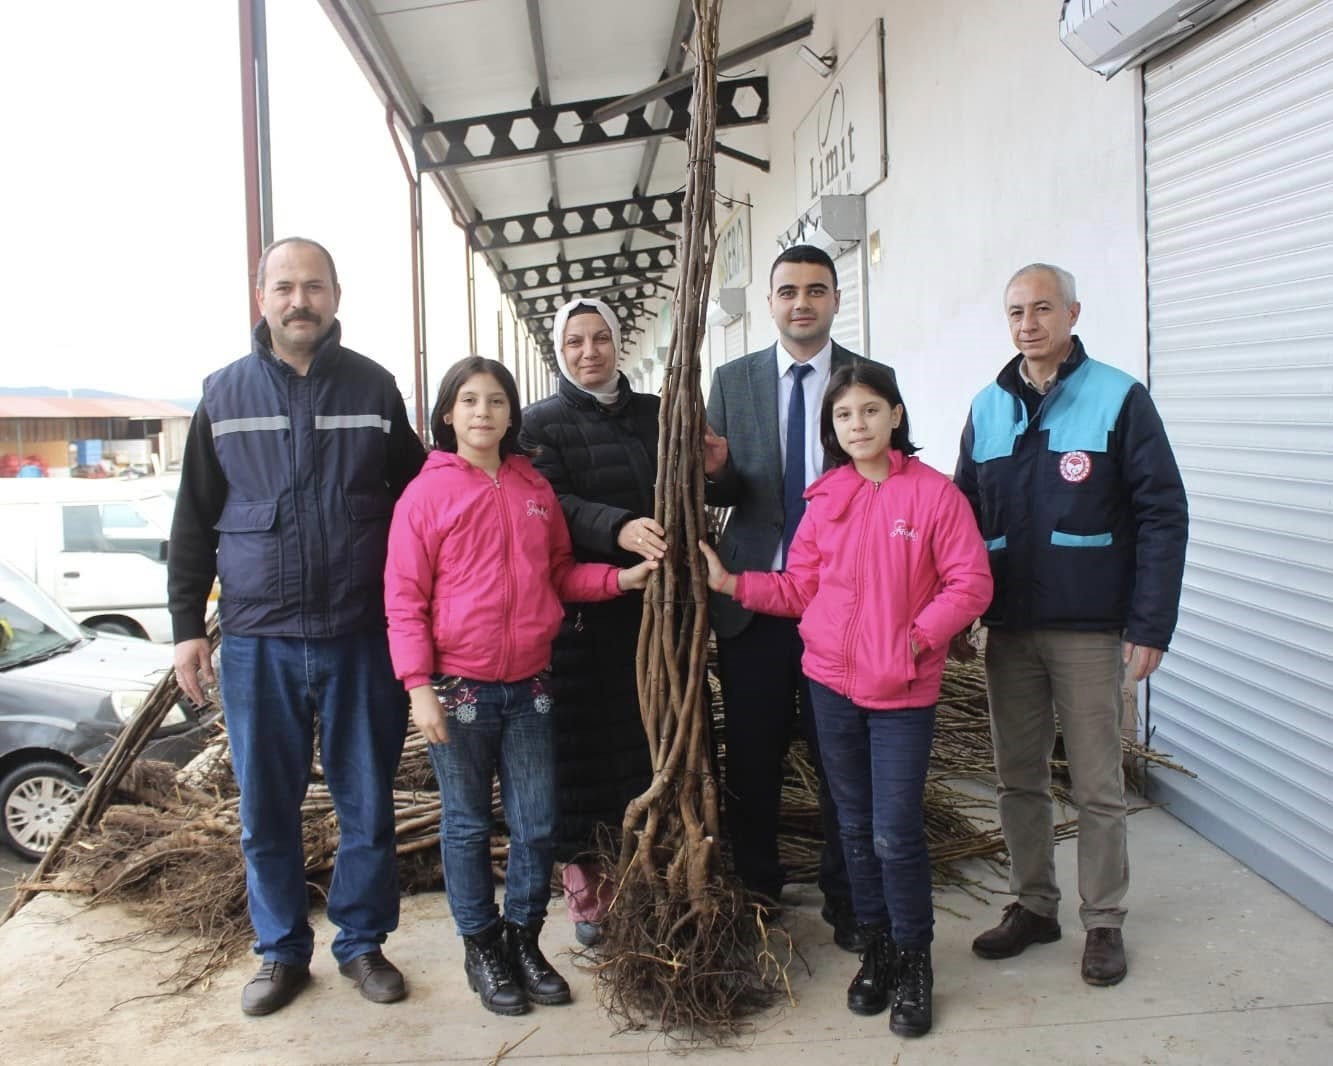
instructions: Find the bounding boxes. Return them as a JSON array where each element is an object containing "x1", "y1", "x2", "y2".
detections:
[
  {"x1": 385, "y1": 450, "x2": 622, "y2": 689},
  {"x1": 735, "y1": 451, "x2": 992, "y2": 710}
]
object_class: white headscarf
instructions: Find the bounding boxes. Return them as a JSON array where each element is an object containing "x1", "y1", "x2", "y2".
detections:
[{"x1": 552, "y1": 297, "x2": 623, "y2": 406}]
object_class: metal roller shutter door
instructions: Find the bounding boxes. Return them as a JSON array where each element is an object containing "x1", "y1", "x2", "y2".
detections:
[
  {"x1": 831, "y1": 245, "x2": 867, "y2": 355},
  {"x1": 1143, "y1": 0, "x2": 1333, "y2": 920},
  {"x1": 723, "y1": 316, "x2": 747, "y2": 363}
]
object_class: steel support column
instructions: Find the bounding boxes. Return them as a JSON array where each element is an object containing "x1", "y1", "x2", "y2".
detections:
[
  {"x1": 238, "y1": 0, "x2": 273, "y2": 325},
  {"x1": 387, "y1": 105, "x2": 427, "y2": 437}
]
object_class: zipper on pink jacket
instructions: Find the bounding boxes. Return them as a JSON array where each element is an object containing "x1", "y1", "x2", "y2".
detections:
[
  {"x1": 491, "y1": 468, "x2": 515, "y2": 679},
  {"x1": 840, "y1": 478, "x2": 880, "y2": 697}
]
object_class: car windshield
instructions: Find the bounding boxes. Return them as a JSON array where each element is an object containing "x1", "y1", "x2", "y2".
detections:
[{"x1": 0, "y1": 562, "x2": 84, "y2": 669}]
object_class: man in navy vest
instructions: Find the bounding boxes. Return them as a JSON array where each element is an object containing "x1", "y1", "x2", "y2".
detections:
[
  {"x1": 169, "y1": 238, "x2": 425, "y2": 1016},
  {"x1": 703, "y1": 245, "x2": 869, "y2": 953},
  {"x1": 955, "y1": 263, "x2": 1187, "y2": 987}
]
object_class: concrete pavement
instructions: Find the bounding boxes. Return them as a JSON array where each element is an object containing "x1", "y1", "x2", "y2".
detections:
[{"x1": 0, "y1": 804, "x2": 1328, "y2": 1064}]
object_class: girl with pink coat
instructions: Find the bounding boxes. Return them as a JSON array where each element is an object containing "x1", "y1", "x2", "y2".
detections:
[
  {"x1": 384, "y1": 357, "x2": 653, "y2": 1018},
  {"x1": 701, "y1": 361, "x2": 991, "y2": 1039}
]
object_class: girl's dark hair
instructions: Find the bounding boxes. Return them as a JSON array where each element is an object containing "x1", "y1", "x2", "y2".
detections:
[
  {"x1": 430, "y1": 356, "x2": 528, "y2": 457},
  {"x1": 819, "y1": 361, "x2": 920, "y2": 465}
]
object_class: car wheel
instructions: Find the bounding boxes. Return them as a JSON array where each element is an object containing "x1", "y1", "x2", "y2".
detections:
[
  {"x1": 89, "y1": 619, "x2": 143, "y2": 639},
  {"x1": 0, "y1": 761, "x2": 86, "y2": 862}
]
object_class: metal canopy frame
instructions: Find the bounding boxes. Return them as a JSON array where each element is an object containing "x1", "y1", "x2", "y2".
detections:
[
  {"x1": 470, "y1": 191, "x2": 685, "y2": 252},
  {"x1": 589, "y1": 14, "x2": 814, "y2": 124},
  {"x1": 496, "y1": 244, "x2": 676, "y2": 293},
  {"x1": 320, "y1": 0, "x2": 802, "y2": 363},
  {"x1": 409, "y1": 77, "x2": 768, "y2": 171},
  {"x1": 515, "y1": 279, "x2": 670, "y2": 319}
]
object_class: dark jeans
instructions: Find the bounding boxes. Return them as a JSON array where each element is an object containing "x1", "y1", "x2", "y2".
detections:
[
  {"x1": 716, "y1": 613, "x2": 850, "y2": 903},
  {"x1": 809, "y1": 680, "x2": 936, "y2": 948},
  {"x1": 220, "y1": 630, "x2": 407, "y2": 966},
  {"x1": 426, "y1": 674, "x2": 557, "y2": 936}
]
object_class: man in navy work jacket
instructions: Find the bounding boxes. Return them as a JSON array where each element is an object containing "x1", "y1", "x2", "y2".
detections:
[
  {"x1": 955, "y1": 262, "x2": 1187, "y2": 988},
  {"x1": 169, "y1": 237, "x2": 426, "y2": 1016},
  {"x1": 703, "y1": 244, "x2": 870, "y2": 954}
]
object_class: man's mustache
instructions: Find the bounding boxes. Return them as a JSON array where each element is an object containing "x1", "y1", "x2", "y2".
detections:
[{"x1": 283, "y1": 309, "x2": 320, "y2": 325}]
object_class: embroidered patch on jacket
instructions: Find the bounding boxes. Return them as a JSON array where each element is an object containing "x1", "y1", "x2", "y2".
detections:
[
  {"x1": 1059, "y1": 451, "x2": 1092, "y2": 483},
  {"x1": 526, "y1": 499, "x2": 550, "y2": 520},
  {"x1": 891, "y1": 518, "x2": 919, "y2": 541}
]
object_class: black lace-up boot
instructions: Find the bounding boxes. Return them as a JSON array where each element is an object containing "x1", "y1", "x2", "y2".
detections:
[
  {"x1": 505, "y1": 920, "x2": 572, "y2": 1005},
  {"x1": 890, "y1": 945, "x2": 933, "y2": 1038},
  {"x1": 846, "y1": 926, "x2": 896, "y2": 1015},
  {"x1": 463, "y1": 921, "x2": 528, "y2": 1015}
]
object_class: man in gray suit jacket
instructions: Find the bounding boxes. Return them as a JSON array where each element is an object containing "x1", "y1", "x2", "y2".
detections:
[{"x1": 704, "y1": 245, "x2": 882, "y2": 951}]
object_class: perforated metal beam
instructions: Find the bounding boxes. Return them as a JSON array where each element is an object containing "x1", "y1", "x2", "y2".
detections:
[
  {"x1": 515, "y1": 281, "x2": 668, "y2": 319},
  {"x1": 411, "y1": 77, "x2": 767, "y2": 171},
  {"x1": 589, "y1": 15, "x2": 814, "y2": 124},
  {"x1": 520, "y1": 295, "x2": 654, "y2": 326},
  {"x1": 496, "y1": 244, "x2": 676, "y2": 293},
  {"x1": 470, "y1": 192, "x2": 684, "y2": 251}
]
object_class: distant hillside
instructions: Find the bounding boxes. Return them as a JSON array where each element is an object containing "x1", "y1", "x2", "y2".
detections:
[
  {"x1": 0, "y1": 386, "x2": 198, "y2": 409},
  {"x1": 0, "y1": 386, "x2": 129, "y2": 399}
]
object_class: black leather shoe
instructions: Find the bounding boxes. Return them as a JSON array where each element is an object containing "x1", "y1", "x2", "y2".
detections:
[
  {"x1": 338, "y1": 949, "x2": 407, "y2": 1003},
  {"x1": 1081, "y1": 927, "x2": 1127, "y2": 986},
  {"x1": 890, "y1": 946, "x2": 933, "y2": 1038},
  {"x1": 505, "y1": 920, "x2": 571, "y2": 1005},
  {"x1": 241, "y1": 960, "x2": 310, "y2": 1016},
  {"x1": 821, "y1": 896, "x2": 870, "y2": 953},
  {"x1": 463, "y1": 921, "x2": 529, "y2": 1015},
  {"x1": 846, "y1": 926, "x2": 895, "y2": 1015},
  {"x1": 971, "y1": 902, "x2": 1061, "y2": 959}
]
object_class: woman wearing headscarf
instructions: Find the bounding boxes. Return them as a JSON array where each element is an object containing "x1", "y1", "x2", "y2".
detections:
[{"x1": 519, "y1": 297, "x2": 662, "y2": 945}]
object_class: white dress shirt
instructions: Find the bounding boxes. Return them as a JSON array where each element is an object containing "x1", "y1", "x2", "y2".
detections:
[{"x1": 771, "y1": 339, "x2": 833, "y2": 570}]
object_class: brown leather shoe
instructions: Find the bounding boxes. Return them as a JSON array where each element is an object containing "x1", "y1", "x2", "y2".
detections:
[
  {"x1": 241, "y1": 960, "x2": 310, "y2": 1016},
  {"x1": 1081, "y1": 927, "x2": 1127, "y2": 986},
  {"x1": 971, "y1": 902, "x2": 1061, "y2": 959},
  {"x1": 339, "y1": 949, "x2": 407, "y2": 1003}
]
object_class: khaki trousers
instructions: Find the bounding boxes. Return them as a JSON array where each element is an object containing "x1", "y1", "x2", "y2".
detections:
[{"x1": 985, "y1": 628, "x2": 1129, "y2": 929}]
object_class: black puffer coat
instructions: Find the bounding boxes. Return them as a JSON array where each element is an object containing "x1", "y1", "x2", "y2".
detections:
[{"x1": 520, "y1": 374, "x2": 658, "y2": 859}]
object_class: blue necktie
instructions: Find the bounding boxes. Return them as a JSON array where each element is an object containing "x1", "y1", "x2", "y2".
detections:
[{"x1": 782, "y1": 363, "x2": 814, "y2": 567}]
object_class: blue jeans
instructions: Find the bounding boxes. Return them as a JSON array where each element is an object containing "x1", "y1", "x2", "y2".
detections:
[
  {"x1": 716, "y1": 614, "x2": 851, "y2": 905},
  {"x1": 809, "y1": 680, "x2": 936, "y2": 948},
  {"x1": 426, "y1": 675, "x2": 557, "y2": 936},
  {"x1": 220, "y1": 630, "x2": 407, "y2": 966}
]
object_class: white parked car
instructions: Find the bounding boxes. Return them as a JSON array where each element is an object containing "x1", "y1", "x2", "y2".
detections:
[{"x1": 0, "y1": 478, "x2": 199, "y2": 642}]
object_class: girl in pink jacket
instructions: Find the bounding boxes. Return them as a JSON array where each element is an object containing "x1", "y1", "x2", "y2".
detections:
[
  {"x1": 701, "y1": 361, "x2": 991, "y2": 1040},
  {"x1": 384, "y1": 357, "x2": 653, "y2": 1018}
]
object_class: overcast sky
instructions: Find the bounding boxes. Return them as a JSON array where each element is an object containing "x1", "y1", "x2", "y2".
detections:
[{"x1": 2, "y1": 0, "x2": 467, "y2": 407}]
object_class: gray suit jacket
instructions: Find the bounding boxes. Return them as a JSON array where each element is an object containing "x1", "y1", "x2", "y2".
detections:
[{"x1": 705, "y1": 340, "x2": 874, "y2": 639}]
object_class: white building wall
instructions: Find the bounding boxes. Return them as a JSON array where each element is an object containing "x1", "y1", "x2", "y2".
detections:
[{"x1": 714, "y1": 0, "x2": 1146, "y2": 469}]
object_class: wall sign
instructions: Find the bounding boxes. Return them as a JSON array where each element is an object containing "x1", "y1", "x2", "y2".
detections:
[
  {"x1": 793, "y1": 20, "x2": 887, "y2": 214},
  {"x1": 714, "y1": 203, "x2": 752, "y2": 290}
]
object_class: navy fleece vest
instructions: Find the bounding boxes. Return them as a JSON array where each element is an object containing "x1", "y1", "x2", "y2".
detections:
[{"x1": 205, "y1": 346, "x2": 398, "y2": 638}]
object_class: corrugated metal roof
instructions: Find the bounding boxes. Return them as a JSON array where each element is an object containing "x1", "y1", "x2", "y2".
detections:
[
  {"x1": 318, "y1": 0, "x2": 789, "y2": 355},
  {"x1": 0, "y1": 397, "x2": 194, "y2": 420}
]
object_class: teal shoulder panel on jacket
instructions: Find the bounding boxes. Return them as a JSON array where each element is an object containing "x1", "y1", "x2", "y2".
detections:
[
  {"x1": 970, "y1": 383, "x2": 1025, "y2": 463},
  {"x1": 1042, "y1": 360, "x2": 1136, "y2": 454}
]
